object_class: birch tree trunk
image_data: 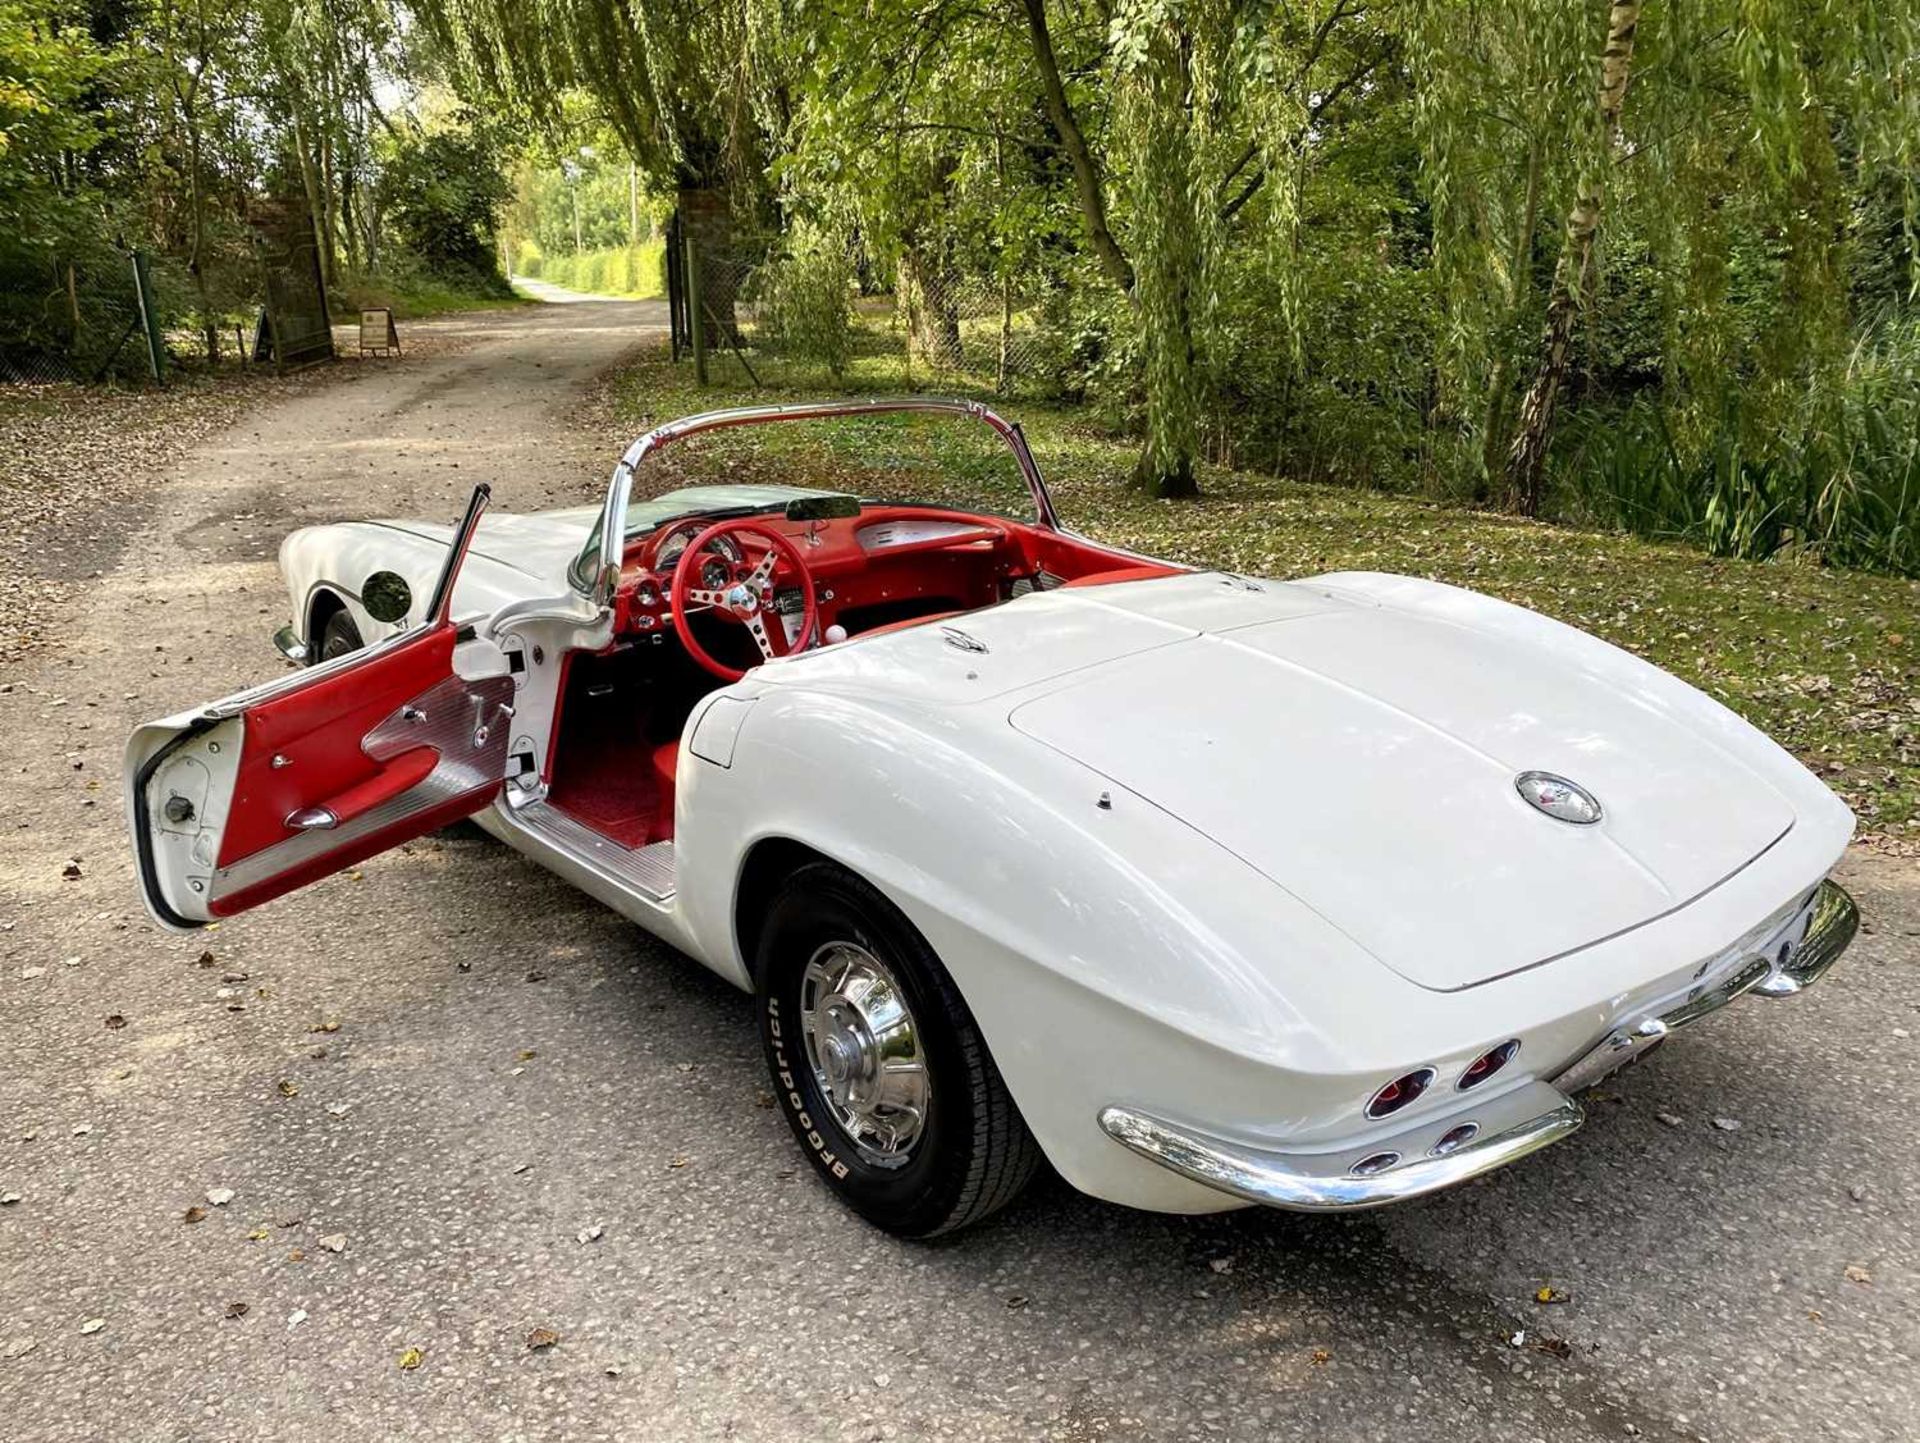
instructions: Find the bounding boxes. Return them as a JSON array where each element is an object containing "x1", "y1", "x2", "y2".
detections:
[{"x1": 1502, "y1": 0, "x2": 1641, "y2": 516}]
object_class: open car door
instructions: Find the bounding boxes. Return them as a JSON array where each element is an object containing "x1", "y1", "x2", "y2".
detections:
[{"x1": 127, "y1": 485, "x2": 514, "y2": 930}]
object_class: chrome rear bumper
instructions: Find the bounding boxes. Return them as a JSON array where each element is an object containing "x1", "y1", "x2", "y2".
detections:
[
  {"x1": 1101, "y1": 879, "x2": 1858, "y2": 1213},
  {"x1": 1101, "y1": 1089, "x2": 1584, "y2": 1213}
]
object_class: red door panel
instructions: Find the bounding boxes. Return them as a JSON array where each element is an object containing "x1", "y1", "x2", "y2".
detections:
[
  {"x1": 129, "y1": 484, "x2": 513, "y2": 931},
  {"x1": 217, "y1": 625, "x2": 459, "y2": 867}
]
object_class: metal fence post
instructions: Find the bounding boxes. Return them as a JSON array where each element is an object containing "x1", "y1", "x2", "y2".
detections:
[
  {"x1": 131, "y1": 250, "x2": 166, "y2": 384},
  {"x1": 685, "y1": 231, "x2": 708, "y2": 385}
]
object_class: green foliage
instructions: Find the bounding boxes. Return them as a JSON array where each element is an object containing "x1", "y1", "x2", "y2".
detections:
[
  {"x1": 377, "y1": 120, "x2": 513, "y2": 294},
  {"x1": 748, "y1": 224, "x2": 855, "y2": 379},
  {"x1": 522, "y1": 242, "x2": 666, "y2": 298},
  {"x1": 1560, "y1": 314, "x2": 1920, "y2": 576}
]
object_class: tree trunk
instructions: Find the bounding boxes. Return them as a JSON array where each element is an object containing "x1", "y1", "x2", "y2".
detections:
[
  {"x1": 1503, "y1": 0, "x2": 1641, "y2": 516},
  {"x1": 900, "y1": 246, "x2": 961, "y2": 367},
  {"x1": 677, "y1": 184, "x2": 741, "y2": 345},
  {"x1": 1126, "y1": 20, "x2": 1202, "y2": 500},
  {"x1": 181, "y1": 88, "x2": 219, "y2": 365},
  {"x1": 291, "y1": 108, "x2": 332, "y2": 294},
  {"x1": 1479, "y1": 138, "x2": 1543, "y2": 495},
  {"x1": 1016, "y1": 0, "x2": 1134, "y2": 294}
]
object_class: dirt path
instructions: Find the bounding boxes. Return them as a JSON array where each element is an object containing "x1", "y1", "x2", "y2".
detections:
[{"x1": 1, "y1": 298, "x2": 1915, "y2": 1443}]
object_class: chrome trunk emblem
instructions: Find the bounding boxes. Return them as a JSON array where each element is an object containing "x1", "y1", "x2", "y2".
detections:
[{"x1": 1515, "y1": 771, "x2": 1603, "y2": 825}]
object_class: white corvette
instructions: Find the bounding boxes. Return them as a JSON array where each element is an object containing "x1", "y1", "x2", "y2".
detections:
[{"x1": 126, "y1": 399, "x2": 1859, "y2": 1236}]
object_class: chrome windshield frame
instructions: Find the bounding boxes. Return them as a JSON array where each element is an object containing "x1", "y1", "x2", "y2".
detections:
[{"x1": 574, "y1": 397, "x2": 1061, "y2": 604}]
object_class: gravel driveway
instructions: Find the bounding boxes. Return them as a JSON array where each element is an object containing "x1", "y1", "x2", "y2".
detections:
[{"x1": 1, "y1": 300, "x2": 1915, "y2": 1442}]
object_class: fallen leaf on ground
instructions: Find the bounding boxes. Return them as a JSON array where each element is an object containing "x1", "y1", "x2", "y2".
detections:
[
  {"x1": 526, "y1": 1326, "x2": 560, "y2": 1351},
  {"x1": 287, "y1": 1309, "x2": 308, "y2": 1328},
  {"x1": 276, "y1": 1080, "x2": 298, "y2": 1098},
  {"x1": 398, "y1": 1346, "x2": 425, "y2": 1371},
  {"x1": 247, "y1": 1228, "x2": 269, "y2": 1242},
  {"x1": 195, "y1": 951, "x2": 215, "y2": 968},
  {"x1": 0, "y1": 1193, "x2": 19, "y2": 1206},
  {"x1": 1534, "y1": 1286, "x2": 1567, "y2": 1305},
  {"x1": 1655, "y1": 1112, "x2": 1683, "y2": 1128},
  {"x1": 1712, "y1": 1116, "x2": 1742, "y2": 1132},
  {"x1": 103, "y1": 1015, "x2": 126, "y2": 1030},
  {"x1": 577, "y1": 1224, "x2": 603, "y2": 1244},
  {"x1": 325, "y1": 1103, "x2": 349, "y2": 1117},
  {"x1": 71, "y1": 1123, "x2": 91, "y2": 1137},
  {"x1": 205, "y1": 1187, "x2": 235, "y2": 1206},
  {"x1": 225, "y1": 1302, "x2": 249, "y2": 1319},
  {"x1": 1530, "y1": 1337, "x2": 1573, "y2": 1360},
  {"x1": 61, "y1": 862, "x2": 81, "y2": 880},
  {"x1": 182, "y1": 1206, "x2": 207, "y2": 1224},
  {"x1": 1310, "y1": 1348, "x2": 1332, "y2": 1365},
  {"x1": 1845, "y1": 1264, "x2": 1872, "y2": 1285},
  {"x1": 309, "y1": 1020, "x2": 340, "y2": 1034},
  {"x1": 1208, "y1": 1257, "x2": 1233, "y2": 1274},
  {"x1": 78, "y1": 1319, "x2": 104, "y2": 1336},
  {"x1": 318, "y1": 1234, "x2": 346, "y2": 1253}
]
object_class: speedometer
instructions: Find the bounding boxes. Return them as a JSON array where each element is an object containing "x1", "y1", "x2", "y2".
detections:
[{"x1": 656, "y1": 522, "x2": 744, "y2": 571}]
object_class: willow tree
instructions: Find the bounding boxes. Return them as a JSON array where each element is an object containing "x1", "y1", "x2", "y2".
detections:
[
  {"x1": 1412, "y1": 0, "x2": 1920, "y2": 515},
  {"x1": 793, "y1": 0, "x2": 1385, "y2": 497},
  {"x1": 416, "y1": 0, "x2": 786, "y2": 325}
]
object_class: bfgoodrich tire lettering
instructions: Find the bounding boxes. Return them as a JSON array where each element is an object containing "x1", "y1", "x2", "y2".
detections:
[{"x1": 755, "y1": 861, "x2": 1040, "y2": 1237}]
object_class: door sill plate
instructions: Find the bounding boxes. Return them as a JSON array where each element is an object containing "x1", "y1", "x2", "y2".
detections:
[{"x1": 512, "y1": 800, "x2": 676, "y2": 900}]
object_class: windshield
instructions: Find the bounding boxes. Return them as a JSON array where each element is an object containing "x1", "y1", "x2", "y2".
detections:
[{"x1": 571, "y1": 401, "x2": 1054, "y2": 593}]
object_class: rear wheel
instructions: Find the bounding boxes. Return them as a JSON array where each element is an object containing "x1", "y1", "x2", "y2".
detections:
[
  {"x1": 315, "y1": 607, "x2": 364, "y2": 663},
  {"x1": 755, "y1": 861, "x2": 1040, "y2": 1237}
]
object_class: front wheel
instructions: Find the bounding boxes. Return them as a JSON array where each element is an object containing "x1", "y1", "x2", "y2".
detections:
[
  {"x1": 755, "y1": 862, "x2": 1040, "y2": 1237},
  {"x1": 315, "y1": 607, "x2": 364, "y2": 663}
]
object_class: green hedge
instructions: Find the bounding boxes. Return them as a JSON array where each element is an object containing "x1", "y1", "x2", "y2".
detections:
[{"x1": 517, "y1": 242, "x2": 666, "y2": 299}]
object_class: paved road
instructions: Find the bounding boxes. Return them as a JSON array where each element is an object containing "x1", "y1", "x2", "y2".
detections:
[
  {"x1": 1, "y1": 300, "x2": 1915, "y2": 1442},
  {"x1": 511, "y1": 274, "x2": 646, "y2": 305}
]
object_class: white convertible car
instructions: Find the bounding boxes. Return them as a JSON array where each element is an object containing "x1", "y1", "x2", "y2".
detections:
[{"x1": 126, "y1": 399, "x2": 1859, "y2": 1236}]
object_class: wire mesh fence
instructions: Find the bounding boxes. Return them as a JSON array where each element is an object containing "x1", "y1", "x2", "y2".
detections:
[
  {"x1": 671, "y1": 231, "x2": 1056, "y2": 398},
  {"x1": 0, "y1": 254, "x2": 150, "y2": 385}
]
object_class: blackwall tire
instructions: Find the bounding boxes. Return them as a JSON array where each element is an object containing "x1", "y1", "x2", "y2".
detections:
[
  {"x1": 755, "y1": 861, "x2": 1040, "y2": 1237},
  {"x1": 316, "y1": 608, "x2": 364, "y2": 663}
]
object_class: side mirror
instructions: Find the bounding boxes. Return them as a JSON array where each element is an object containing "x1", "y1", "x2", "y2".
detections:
[{"x1": 362, "y1": 570, "x2": 414, "y2": 624}]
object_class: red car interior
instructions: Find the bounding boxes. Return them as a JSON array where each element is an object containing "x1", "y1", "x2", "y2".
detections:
[{"x1": 542, "y1": 503, "x2": 1177, "y2": 850}]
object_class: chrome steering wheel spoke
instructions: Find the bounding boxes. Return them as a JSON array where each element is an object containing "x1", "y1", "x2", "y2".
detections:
[{"x1": 744, "y1": 614, "x2": 779, "y2": 661}]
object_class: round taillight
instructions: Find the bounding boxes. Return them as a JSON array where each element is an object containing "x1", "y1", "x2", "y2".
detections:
[
  {"x1": 1365, "y1": 1068, "x2": 1436, "y2": 1119},
  {"x1": 1350, "y1": 1151, "x2": 1400, "y2": 1177},
  {"x1": 1458, "y1": 1040, "x2": 1521, "y2": 1091},
  {"x1": 1430, "y1": 1122, "x2": 1480, "y2": 1157}
]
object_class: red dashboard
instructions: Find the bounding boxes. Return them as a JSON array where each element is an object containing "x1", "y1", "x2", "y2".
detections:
[{"x1": 611, "y1": 504, "x2": 1157, "y2": 643}]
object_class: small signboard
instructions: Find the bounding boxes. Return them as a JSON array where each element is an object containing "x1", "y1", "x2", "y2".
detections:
[{"x1": 360, "y1": 308, "x2": 402, "y2": 357}]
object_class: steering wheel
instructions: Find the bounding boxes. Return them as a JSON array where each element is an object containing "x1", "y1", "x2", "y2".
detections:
[{"x1": 669, "y1": 519, "x2": 819, "y2": 682}]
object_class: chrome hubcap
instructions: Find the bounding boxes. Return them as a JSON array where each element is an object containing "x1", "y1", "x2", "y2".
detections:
[{"x1": 799, "y1": 942, "x2": 930, "y2": 1167}]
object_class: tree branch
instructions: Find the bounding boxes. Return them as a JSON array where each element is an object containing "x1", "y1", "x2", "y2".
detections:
[{"x1": 1016, "y1": 0, "x2": 1133, "y2": 292}]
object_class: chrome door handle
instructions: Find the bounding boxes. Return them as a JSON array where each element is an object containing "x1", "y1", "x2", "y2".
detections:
[{"x1": 286, "y1": 806, "x2": 338, "y2": 831}]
